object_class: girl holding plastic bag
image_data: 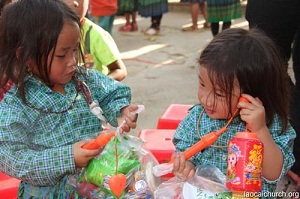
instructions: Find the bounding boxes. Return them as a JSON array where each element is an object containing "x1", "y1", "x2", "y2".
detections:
[{"x1": 0, "y1": 0, "x2": 138, "y2": 198}]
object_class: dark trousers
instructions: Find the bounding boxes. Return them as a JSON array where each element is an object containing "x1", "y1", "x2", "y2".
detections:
[
  {"x1": 291, "y1": 29, "x2": 300, "y2": 174},
  {"x1": 246, "y1": 0, "x2": 300, "y2": 175},
  {"x1": 150, "y1": 14, "x2": 163, "y2": 29},
  {"x1": 211, "y1": 21, "x2": 232, "y2": 36}
]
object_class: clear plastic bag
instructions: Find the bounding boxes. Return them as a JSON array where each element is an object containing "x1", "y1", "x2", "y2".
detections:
[
  {"x1": 68, "y1": 133, "x2": 161, "y2": 199},
  {"x1": 154, "y1": 166, "x2": 232, "y2": 199}
]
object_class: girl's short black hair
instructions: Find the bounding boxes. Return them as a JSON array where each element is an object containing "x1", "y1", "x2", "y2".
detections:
[
  {"x1": 199, "y1": 28, "x2": 290, "y2": 131},
  {"x1": 0, "y1": 0, "x2": 11, "y2": 9},
  {"x1": 0, "y1": 0, "x2": 82, "y2": 101}
]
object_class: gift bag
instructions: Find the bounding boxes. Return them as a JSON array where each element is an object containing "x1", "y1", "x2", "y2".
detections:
[
  {"x1": 69, "y1": 133, "x2": 161, "y2": 199},
  {"x1": 154, "y1": 166, "x2": 232, "y2": 199}
]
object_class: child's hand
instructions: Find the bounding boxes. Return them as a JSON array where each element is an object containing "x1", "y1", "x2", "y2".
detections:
[
  {"x1": 238, "y1": 94, "x2": 267, "y2": 133},
  {"x1": 172, "y1": 152, "x2": 195, "y2": 180},
  {"x1": 73, "y1": 140, "x2": 102, "y2": 168},
  {"x1": 118, "y1": 104, "x2": 139, "y2": 133}
]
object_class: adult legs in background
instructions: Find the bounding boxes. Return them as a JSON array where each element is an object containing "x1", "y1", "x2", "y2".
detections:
[
  {"x1": 182, "y1": 1, "x2": 209, "y2": 31},
  {"x1": 144, "y1": 14, "x2": 163, "y2": 36},
  {"x1": 150, "y1": 14, "x2": 162, "y2": 30},
  {"x1": 119, "y1": 13, "x2": 132, "y2": 32},
  {"x1": 222, "y1": 21, "x2": 231, "y2": 30},
  {"x1": 211, "y1": 21, "x2": 231, "y2": 36},
  {"x1": 190, "y1": 3, "x2": 200, "y2": 31},
  {"x1": 131, "y1": 11, "x2": 138, "y2": 31},
  {"x1": 210, "y1": 22, "x2": 219, "y2": 36},
  {"x1": 199, "y1": 2, "x2": 209, "y2": 28}
]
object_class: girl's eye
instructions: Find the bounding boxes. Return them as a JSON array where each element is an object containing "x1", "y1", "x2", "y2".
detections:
[
  {"x1": 56, "y1": 55, "x2": 66, "y2": 58},
  {"x1": 214, "y1": 92, "x2": 225, "y2": 99},
  {"x1": 199, "y1": 81, "x2": 205, "y2": 88}
]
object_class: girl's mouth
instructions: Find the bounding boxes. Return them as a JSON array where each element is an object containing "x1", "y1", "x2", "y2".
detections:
[{"x1": 205, "y1": 108, "x2": 214, "y2": 114}]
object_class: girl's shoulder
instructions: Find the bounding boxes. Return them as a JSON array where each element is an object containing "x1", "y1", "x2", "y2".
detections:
[
  {"x1": 180, "y1": 104, "x2": 204, "y2": 123},
  {"x1": 75, "y1": 68, "x2": 120, "y2": 90},
  {"x1": 188, "y1": 104, "x2": 204, "y2": 115}
]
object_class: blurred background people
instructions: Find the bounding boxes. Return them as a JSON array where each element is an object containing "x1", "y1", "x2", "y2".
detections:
[
  {"x1": 138, "y1": 0, "x2": 168, "y2": 36},
  {"x1": 89, "y1": 0, "x2": 117, "y2": 35},
  {"x1": 117, "y1": 0, "x2": 138, "y2": 32},
  {"x1": 181, "y1": 0, "x2": 209, "y2": 32},
  {"x1": 207, "y1": 0, "x2": 242, "y2": 37}
]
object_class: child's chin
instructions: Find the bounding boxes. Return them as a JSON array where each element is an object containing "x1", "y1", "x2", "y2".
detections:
[{"x1": 207, "y1": 113, "x2": 227, "y2": 120}]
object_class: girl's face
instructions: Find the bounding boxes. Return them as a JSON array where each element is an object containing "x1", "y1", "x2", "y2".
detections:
[
  {"x1": 48, "y1": 21, "x2": 80, "y2": 88},
  {"x1": 198, "y1": 66, "x2": 240, "y2": 119}
]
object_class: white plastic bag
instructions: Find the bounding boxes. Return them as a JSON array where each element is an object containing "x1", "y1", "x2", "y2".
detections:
[{"x1": 154, "y1": 166, "x2": 232, "y2": 199}]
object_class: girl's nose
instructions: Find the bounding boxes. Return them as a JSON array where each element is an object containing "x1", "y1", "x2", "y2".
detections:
[{"x1": 68, "y1": 54, "x2": 77, "y2": 67}]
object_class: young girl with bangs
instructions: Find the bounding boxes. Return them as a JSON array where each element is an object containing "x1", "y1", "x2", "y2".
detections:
[
  {"x1": 172, "y1": 28, "x2": 296, "y2": 195},
  {"x1": 0, "y1": 0, "x2": 138, "y2": 197}
]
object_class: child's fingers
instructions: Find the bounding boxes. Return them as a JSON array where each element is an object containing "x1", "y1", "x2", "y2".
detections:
[
  {"x1": 75, "y1": 140, "x2": 90, "y2": 148},
  {"x1": 128, "y1": 104, "x2": 139, "y2": 114},
  {"x1": 177, "y1": 152, "x2": 186, "y2": 173},
  {"x1": 187, "y1": 169, "x2": 195, "y2": 179},
  {"x1": 172, "y1": 153, "x2": 180, "y2": 172}
]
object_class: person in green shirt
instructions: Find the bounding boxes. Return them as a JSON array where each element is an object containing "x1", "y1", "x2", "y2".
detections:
[{"x1": 65, "y1": 0, "x2": 127, "y2": 81}]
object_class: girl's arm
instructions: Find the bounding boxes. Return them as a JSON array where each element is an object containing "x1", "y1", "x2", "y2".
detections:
[
  {"x1": 0, "y1": 125, "x2": 76, "y2": 186},
  {"x1": 88, "y1": 69, "x2": 131, "y2": 127},
  {"x1": 256, "y1": 126, "x2": 284, "y2": 180},
  {"x1": 238, "y1": 94, "x2": 295, "y2": 181}
]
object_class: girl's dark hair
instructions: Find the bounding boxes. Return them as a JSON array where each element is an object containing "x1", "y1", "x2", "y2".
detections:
[
  {"x1": 0, "y1": 0, "x2": 11, "y2": 9},
  {"x1": 199, "y1": 28, "x2": 290, "y2": 131},
  {"x1": 0, "y1": 0, "x2": 82, "y2": 102}
]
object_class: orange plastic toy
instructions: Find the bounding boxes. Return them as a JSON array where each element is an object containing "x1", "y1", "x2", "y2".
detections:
[
  {"x1": 109, "y1": 173, "x2": 127, "y2": 199},
  {"x1": 176, "y1": 96, "x2": 250, "y2": 161},
  {"x1": 82, "y1": 132, "x2": 115, "y2": 150},
  {"x1": 169, "y1": 97, "x2": 249, "y2": 163},
  {"x1": 152, "y1": 97, "x2": 250, "y2": 177},
  {"x1": 176, "y1": 127, "x2": 228, "y2": 162}
]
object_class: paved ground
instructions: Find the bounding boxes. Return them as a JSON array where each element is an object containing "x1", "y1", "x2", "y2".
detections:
[
  {"x1": 112, "y1": 9, "x2": 294, "y2": 136},
  {"x1": 111, "y1": 6, "x2": 297, "y2": 198},
  {"x1": 112, "y1": 10, "x2": 249, "y2": 135}
]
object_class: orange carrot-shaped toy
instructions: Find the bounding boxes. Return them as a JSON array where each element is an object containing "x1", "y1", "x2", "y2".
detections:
[
  {"x1": 109, "y1": 173, "x2": 127, "y2": 198},
  {"x1": 152, "y1": 97, "x2": 249, "y2": 177},
  {"x1": 82, "y1": 132, "x2": 115, "y2": 150},
  {"x1": 109, "y1": 136, "x2": 127, "y2": 198},
  {"x1": 181, "y1": 127, "x2": 227, "y2": 161},
  {"x1": 175, "y1": 96, "x2": 250, "y2": 161}
]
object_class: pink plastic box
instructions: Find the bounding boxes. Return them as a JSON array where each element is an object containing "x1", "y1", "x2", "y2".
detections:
[
  {"x1": 157, "y1": 104, "x2": 192, "y2": 129},
  {"x1": 0, "y1": 171, "x2": 20, "y2": 199},
  {"x1": 139, "y1": 129, "x2": 176, "y2": 164}
]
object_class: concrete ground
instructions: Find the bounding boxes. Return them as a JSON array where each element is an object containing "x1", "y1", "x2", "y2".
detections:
[
  {"x1": 111, "y1": 4, "x2": 297, "y2": 198},
  {"x1": 112, "y1": 8, "x2": 249, "y2": 135}
]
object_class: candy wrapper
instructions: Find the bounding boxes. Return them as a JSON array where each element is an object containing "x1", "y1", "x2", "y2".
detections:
[
  {"x1": 154, "y1": 166, "x2": 232, "y2": 199},
  {"x1": 68, "y1": 132, "x2": 161, "y2": 199}
]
